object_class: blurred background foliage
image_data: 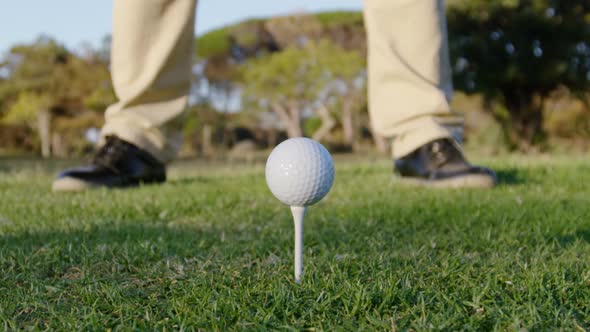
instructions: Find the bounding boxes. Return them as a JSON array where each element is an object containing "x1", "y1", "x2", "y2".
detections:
[{"x1": 0, "y1": 0, "x2": 589, "y2": 158}]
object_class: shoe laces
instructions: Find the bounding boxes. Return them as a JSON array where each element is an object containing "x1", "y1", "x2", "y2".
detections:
[
  {"x1": 92, "y1": 136, "x2": 129, "y2": 173},
  {"x1": 428, "y1": 140, "x2": 453, "y2": 169}
]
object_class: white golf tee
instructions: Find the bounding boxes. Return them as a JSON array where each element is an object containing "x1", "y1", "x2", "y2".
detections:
[{"x1": 290, "y1": 206, "x2": 307, "y2": 284}]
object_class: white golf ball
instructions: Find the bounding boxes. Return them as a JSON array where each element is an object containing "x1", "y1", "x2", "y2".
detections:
[{"x1": 265, "y1": 137, "x2": 335, "y2": 207}]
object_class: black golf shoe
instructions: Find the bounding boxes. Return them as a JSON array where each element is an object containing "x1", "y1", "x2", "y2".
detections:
[
  {"x1": 52, "y1": 136, "x2": 166, "y2": 192},
  {"x1": 394, "y1": 138, "x2": 497, "y2": 188}
]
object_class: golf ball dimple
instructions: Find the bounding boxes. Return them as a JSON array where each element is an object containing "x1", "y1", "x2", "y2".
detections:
[{"x1": 265, "y1": 137, "x2": 335, "y2": 207}]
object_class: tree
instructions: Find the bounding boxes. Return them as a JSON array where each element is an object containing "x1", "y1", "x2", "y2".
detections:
[
  {"x1": 448, "y1": 0, "x2": 590, "y2": 150},
  {"x1": 0, "y1": 37, "x2": 114, "y2": 157},
  {"x1": 1, "y1": 92, "x2": 52, "y2": 155},
  {"x1": 315, "y1": 50, "x2": 365, "y2": 149},
  {"x1": 265, "y1": 13, "x2": 324, "y2": 48},
  {"x1": 241, "y1": 39, "x2": 365, "y2": 139}
]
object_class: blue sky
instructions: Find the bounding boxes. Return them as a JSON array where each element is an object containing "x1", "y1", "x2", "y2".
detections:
[{"x1": 0, "y1": 0, "x2": 362, "y2": 53}]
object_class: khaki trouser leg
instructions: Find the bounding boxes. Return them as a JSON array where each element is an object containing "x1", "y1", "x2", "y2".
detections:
[
  {"x1": 364, "y1": 0, "x2": 463, "y2": 158},
  {"x1": 100, "y1": 0, "x2": 197, "y2": 163}
]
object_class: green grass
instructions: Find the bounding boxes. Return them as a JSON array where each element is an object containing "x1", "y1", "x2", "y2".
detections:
[{"x1": 1, "y1": 155, "x2": 590, "y2": 330}]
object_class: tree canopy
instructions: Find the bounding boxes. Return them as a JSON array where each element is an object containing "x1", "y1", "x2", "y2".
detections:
[
  {"x1": 1, "y1": 7, "x2": 590, "y2": 156},
  {"x1": 0, "y1": 37, "x2": 114, "y2": 156},
  {"x1": 448, "y1": 0, "x2": 590, "y2": 148}
]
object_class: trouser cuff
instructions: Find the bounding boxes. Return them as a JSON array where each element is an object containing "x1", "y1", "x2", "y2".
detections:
[
  {"x1": 391, "y1": 116, "x2": 463, "y2": 159},
  {"x1": 100, "y1": 117, "x2": 181, "y2": 164}
]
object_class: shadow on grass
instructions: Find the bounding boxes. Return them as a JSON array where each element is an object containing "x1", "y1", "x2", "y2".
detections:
[
  {"x1": 553, "y1": 229, "x2": 590, "y2": 247},
  {"x1": 495, "y1": 168, "x2": 527, "y2": 185},
  {"x1": 0, "y1": 222, "x2": 233, "y2": 261},
  {"x1": 168, "y1": 176, "x2": 212, "y2": 186}
]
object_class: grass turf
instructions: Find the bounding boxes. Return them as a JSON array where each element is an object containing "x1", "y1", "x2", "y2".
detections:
[{"x1": 1, "y1": 155, "x2": 589, "y2": 330}]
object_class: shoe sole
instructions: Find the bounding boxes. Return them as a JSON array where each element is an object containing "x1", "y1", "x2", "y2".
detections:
[
  {"x1": 393, "y1": 173, "x2": 496, "y2": 188},
  {"x1": 52, "y1": 176, "x2": 166, "y2": 192},
  {"x1": 52, "y1": 177, "x2": 98, "y2": 192},
  {"x1": 55, "y1": 174, "x2": 494, "y2": 192}
]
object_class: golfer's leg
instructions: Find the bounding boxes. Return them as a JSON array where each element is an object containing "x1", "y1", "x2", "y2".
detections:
[
  {"x1": 364, "y1": 0, "x2": 462, "y2": 159},
  {"x1": 101, "y1": 0, "x2": 198, "y2": 163}
]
